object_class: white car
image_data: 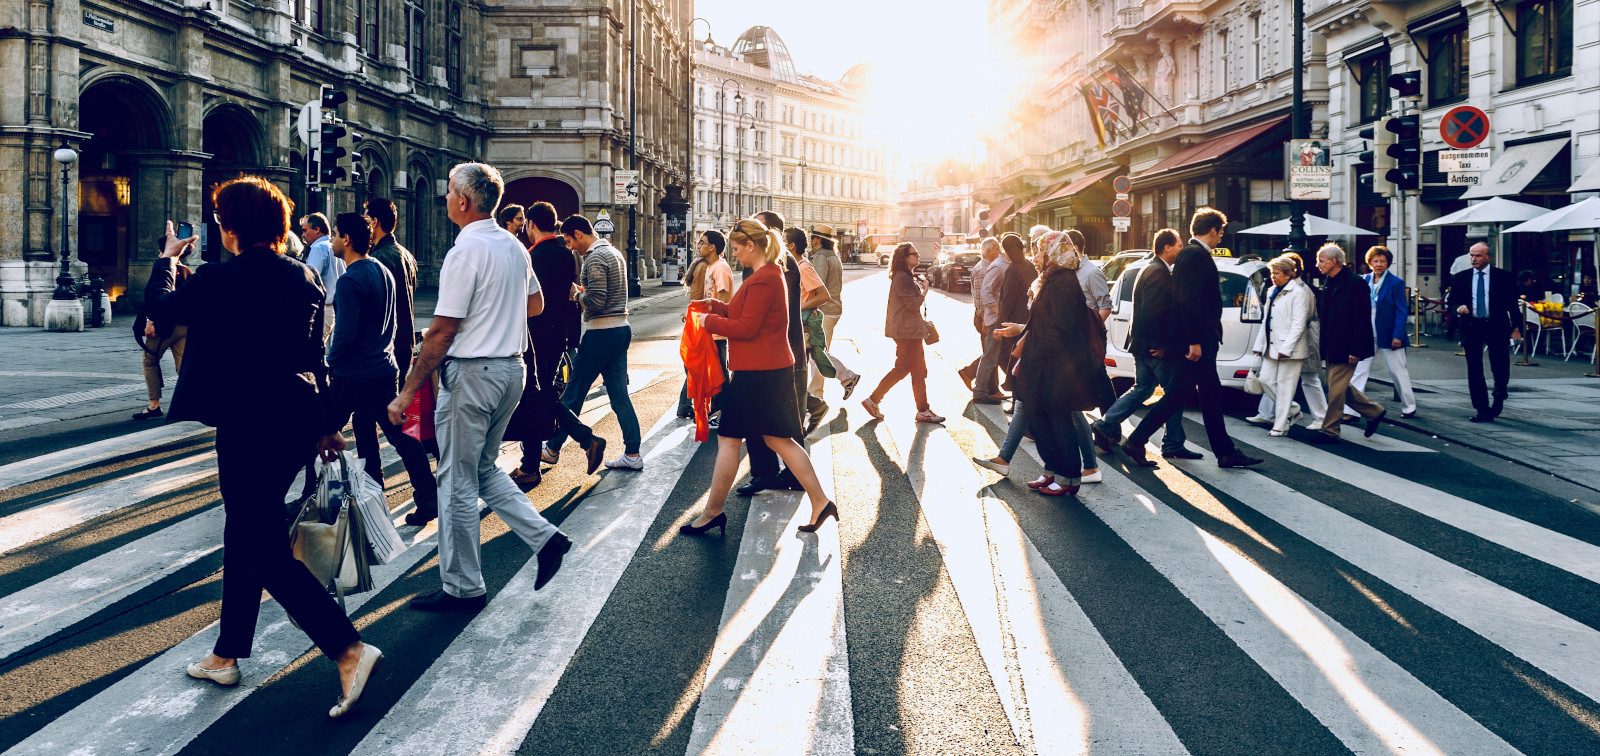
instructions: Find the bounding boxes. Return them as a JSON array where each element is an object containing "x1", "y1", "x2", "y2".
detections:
[{"x1": 1104, "y1": 253, "x2": 1268, "y2": 390}]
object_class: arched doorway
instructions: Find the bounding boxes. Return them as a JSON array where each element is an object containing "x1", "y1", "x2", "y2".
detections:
[
  {"x1": 201, "y1": 105, "x2": 265, "y2": 262},
  {"x1": 503, "y1": 176, "x2": 581, "y2": 222},
  {"x1": 406, "y1": 162, "x2": 435, "y2": 274},
  {"x1": 78, "y1": 76, "x2": 174, "y2": 306}
]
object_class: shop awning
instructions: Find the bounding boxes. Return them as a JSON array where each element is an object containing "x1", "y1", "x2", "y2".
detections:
[
  {"x1": 1461, "y1": 138, "x2": 1569, "y2": 199},
  {"x1": 1503, "y1": 196, "x2": 1600, "y2": 233},
  {"x1": 1569, "y1": 159, "x2": 1600, "y2": 193},
  {"x1": 1136, "y1": 119, "x2": 1287, "y2": 181},
  {"x1": 1037, "y1": 168, "x2": 1121, "y2": 205},
  {"x1": 985, "y1": 197, "x2": 1016, "y2": 225},
  {"x1": 1017, "y1": 181, "x2": 1069, "y2": 215}
]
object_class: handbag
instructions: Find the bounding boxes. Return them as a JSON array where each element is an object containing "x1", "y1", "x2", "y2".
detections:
[
  {"x1": 401, "y1": 379, "x2": 436, "y2": 443},
  {"x1": 1244, "y1": 364, "x2": 1265, "y2": 395},
  {"x1": 288, "y1": 453, "x2": 375, "y2": 614},
  {"x1": 921, "y1": 305, "x2": 940, "y2": 346}
]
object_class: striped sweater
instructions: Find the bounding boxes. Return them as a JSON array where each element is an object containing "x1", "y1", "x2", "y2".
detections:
[{"x1": 578, "y1": 238, "x2": 629, "y2": 330}]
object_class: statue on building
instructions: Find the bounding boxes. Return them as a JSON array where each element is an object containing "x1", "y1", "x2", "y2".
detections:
[{"x1": 1154, "y1": 39, "x2": 1176, "y2": 107}]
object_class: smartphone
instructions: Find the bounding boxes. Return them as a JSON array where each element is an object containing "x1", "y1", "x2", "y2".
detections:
[{"x1": 175, "y1": 222, "x2": 194, "y2": 256}]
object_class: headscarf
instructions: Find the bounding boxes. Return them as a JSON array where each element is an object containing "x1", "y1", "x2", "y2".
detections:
[{"x1": 1040, "y1": 230, "x2": 1083, "y2": 271}]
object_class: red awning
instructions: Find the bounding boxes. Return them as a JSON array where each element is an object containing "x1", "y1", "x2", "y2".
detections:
[
  {"x1": 1017, "y1": 181, "x2": 1069, "y2": 215},
  {"x1": 1137, "y1": 118, "x2": 1287, "y2": 179},
  {"x1": 1038, "y1": 168, "x2": 1121, "y2": 205},
  {"x1": 985, "y1": 197, "x2": 1016, "y2": 225}
]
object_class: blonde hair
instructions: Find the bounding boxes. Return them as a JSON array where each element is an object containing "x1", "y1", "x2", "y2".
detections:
[
  {"x1": 730, "y1": 218, "x2": 785, "y2": 270},
  {"x1": 1267, "y1": 253, "x2": 1300, "y2": 277}
]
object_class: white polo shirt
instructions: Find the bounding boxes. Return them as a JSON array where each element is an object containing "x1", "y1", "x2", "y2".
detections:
[{"x1": 435, "y1": 217, "x2": 541, "y2": 359}]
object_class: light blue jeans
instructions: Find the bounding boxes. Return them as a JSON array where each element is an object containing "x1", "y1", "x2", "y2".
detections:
[{"x1": 547, "y1": 325, "x2": 642, "y2": 455}]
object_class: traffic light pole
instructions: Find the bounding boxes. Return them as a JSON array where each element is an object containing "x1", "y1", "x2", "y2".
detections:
[
  {"x1": 626, "y1": 0, "x2": 642, "y2": 298},
  {"x1": 1283, "y1": 0, "x2": 1307, "y2": 260}
]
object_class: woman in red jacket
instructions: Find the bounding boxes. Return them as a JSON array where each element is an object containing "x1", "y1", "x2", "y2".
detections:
[{"x1": 682, "y1": 218, "x2": 837, "y2": 536}]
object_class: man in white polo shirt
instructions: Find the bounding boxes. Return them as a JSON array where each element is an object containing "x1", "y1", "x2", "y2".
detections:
[{"x1": 388, "y1": 162, "x2": 572, "y2": 612}]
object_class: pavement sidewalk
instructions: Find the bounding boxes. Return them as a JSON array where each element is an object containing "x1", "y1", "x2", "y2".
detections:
[
  {"x1": 0, "y1": 277, "x2": 689, "y2": 440},
  {"x1": 1361, "y1": 334, "x2": 1600, "y2": 492}
]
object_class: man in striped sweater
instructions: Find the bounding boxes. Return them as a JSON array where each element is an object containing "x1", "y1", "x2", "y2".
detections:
[{"x1": 542, "y1": 215, "x2": 645, "y2": 471}]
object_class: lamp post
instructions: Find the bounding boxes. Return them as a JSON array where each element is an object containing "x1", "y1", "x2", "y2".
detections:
[
  {"x1": 1282, "y1": 0, "x2": 1308, "y2": 260},
  {"x1": 689, "y1": 19, "x2": 711, "y2": 230},
  {"x1": 625, "y1": 0, "x2": 642, "y2": 297},
  {"x1": 735, "y1": 110, "x2": 753, "y2": 218},
  {"x1": 718, "y1": 79, "x2": 742, "y2": 225},
  {"x1": 45, "y1": 139, "x2": 86, "y2": 332},
  {"x1": 799, "y1": 158, "x2": 808, "y2": 229}
]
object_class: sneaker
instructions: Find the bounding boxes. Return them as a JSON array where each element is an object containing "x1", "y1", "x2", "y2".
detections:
[
  {"x1": 1080, "y1": 469, "x2": 1103, "y2": 483},
  {"x1": 540, "y1": 443, "x2": 559, "y2": 465},
  {"x1": 1244, "y1": 415, "x2": 1273, "y2": 426},
  {"x1": 605, "y1": 453, "x2": 644, "y2": 471},
  {"x1": 973, "y1": 457, "x2": 1010, "y2": 476},
  {"x1": 861, "y1": 397, "x2": 885, "y2": 421},
  {"x1": 915, "y1": 410, "x2": 946, "y2": 424},
  {"x1": 132, "y1": 407, "x2": 164, "y2": 420},
  {"x1": 840, "y1": 372, "x2": 861, "y2": 401}
]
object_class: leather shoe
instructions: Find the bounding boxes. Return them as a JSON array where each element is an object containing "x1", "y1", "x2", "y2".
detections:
[
  {"x1": 410, "y1": 589, "x2": 487, "y2": 612},
  {"x1": 1216, "y1": 452, "x2": 1264, "y2": 468},
  {"x1": 1161, "y1": 448, "x2": 1203, "y2": 460},
  {"x1": 1119, "y1": 441, "x2": 1157, "y2": 467},
  {"x1": 1490, "y1": 399, "x2": 1505, "y2": 418},
  {"x1": 1091, "y1": 423, "x2": 1120, "y2": 454},
  {"x1": 404, "y1": 505, "x2": 437, "y2": 527},
  {"x1": 957, "y1": 366, "x2": 976, "y2": 391},
  {"x1": 1468, "y1": 414, "x2": 1494, "y2": 423},
  {"x1": 1400, "y1": 411, "x2": 1417, "y2": 419},
  {"x1": 510, "y1": 467, "x2": 542, "y2": 488},
  {"x1": 534, "y1": 532, "x2": 572, "y2": 590},
  {"x1": 737, "y1": 476, "x2": 782, "y2": 496},
  {"x1": 1364, "y1": 410, "x2": 1386, "y2": 438},
  {"x1": 584, "y1": 437, "x2": 608, "y2": 476},
  {"x1": 774, "y1": 469, "x2": 804, "y2": 491}
]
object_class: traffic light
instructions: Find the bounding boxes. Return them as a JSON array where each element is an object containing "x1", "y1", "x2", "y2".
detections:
[
  {"x1": 349, "y1": 137, "x2": 365, "y2": 187},
  {"x1": 1385, "y1": 113, "x2": 1422, "y2": 192},
  {"x1": 334, "y1": 129, "x2": 357, "y2": 188},
  {"x1": 1358, "y1": 120, "x2": 1396, "y2": 198},
  {"x1": 319, "y1": 121, "x2": 347, "y2": 186},
  {"x1": 1387, "y1": 71, "x2": 1422, "y2": 100},
  {"x1": 321, "y1": 85, "x2": 348, "y2": 111}
]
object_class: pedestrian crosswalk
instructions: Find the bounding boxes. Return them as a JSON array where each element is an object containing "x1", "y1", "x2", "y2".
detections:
[{"x1": 1, "y1": 354, "x2": 1597, "y2": 755}]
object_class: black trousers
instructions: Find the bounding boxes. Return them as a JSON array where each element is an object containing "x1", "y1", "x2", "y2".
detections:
[
  {"x1": 332, "y1": 374, "x2": 438, "y2": 507},
  {"x1": 747, "y1": 360, "x2": 808, "y2": 478},
  {"x1": 214, "y1": 419, "x2": 361, "y2": 660},
  {"x1": 1460, "y1": 319, "x2": 1511, "y2": 413},
  {"x1": 1127, "y1": 352, "x2": 1238, "y2": 458}
]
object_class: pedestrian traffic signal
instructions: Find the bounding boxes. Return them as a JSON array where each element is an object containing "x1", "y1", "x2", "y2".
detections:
[
  {"x1": 1358, "y1": 120, "x2": 1396, "y2": 198},
  {"x1": 1387, "y1": 71, "x2": 1422, "y2": 100},
  {"x1": 1385, "y1": 113, "x2": 1423, "y2": 192},
  {"x1": 319, "y1": 122, "x2": 347, "y2": 185},
  {"x1": 320, "y1": 85, "x2": 348, "y2": 111}
]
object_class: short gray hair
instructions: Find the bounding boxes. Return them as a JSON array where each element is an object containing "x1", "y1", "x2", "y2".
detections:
[
  {"x1": 1029, "y1": 224, "x2": 1052, "y2": 241},
  {"x1": 980, "y1": 236, "x2": 1001, "y2": 256},
  {"x1": 1316, "y1": 242, "x2": 1346, "y2": 265},
  {"x1": 450, "y1": 162, "x2": 505, "y2": 215}
]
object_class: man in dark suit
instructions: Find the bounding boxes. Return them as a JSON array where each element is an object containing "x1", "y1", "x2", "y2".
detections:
[
  {"x1": 1117, "y1": 209, "x2": 1262, "y2": 469},
  {"x1": 1311, "y1": 243, "x2": 1385, "y2": 443},
  {"x1": 1447, "y1": 241, "x2": 1521, "y2": 421},
  {"x1": 1092, "y1": 228, "x2": 1193, "y2": 457},
  {"x1": 364, "y1": 199, "x2": 418, "y2": 384}
]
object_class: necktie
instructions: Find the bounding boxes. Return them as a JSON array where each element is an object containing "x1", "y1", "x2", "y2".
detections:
[{"x1": 1475, "y1": 270, "x2": 1487, "y2": 319}]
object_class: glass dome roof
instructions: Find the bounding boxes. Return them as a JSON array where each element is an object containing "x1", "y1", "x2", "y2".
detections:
[{"x1": 732, "y1": 26, "x2": 797, "y2": 83}]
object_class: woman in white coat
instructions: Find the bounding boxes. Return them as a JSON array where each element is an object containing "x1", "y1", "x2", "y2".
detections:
[{"x1": 1252, "y1": 254, "x2": 1316, "y2": 436}]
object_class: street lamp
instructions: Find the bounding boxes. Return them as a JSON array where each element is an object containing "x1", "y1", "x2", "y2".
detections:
[
  {"x1": 52, "y1": 140, "x2": 78, "y2": 301},
  {"x1": 736, "y1": 110, "x2": 753, "y2": 218},
  {"x1": 798, "y1": 158, "x2": 808, "y2": 229},
  {"x1": 1283, "y1": 0, "x2": 1308, "y2": 260},
  {"x1": 626, "y1": 0, "x2": 641, "y2": 297},
  {"x1": 689, "y1": 18, "x2": 711, "y2": 230},
  {"x1": 719, "y1": 79, "x2": 742, "y2": 224}
]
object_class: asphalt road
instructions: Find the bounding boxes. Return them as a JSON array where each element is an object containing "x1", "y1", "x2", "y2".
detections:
[{"x1": 0, "y1": 264, "x2": 1597, "y2": 755}]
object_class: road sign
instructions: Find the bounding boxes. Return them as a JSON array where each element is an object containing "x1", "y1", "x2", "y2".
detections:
[
  {"x1": 1441, "y1": 105, "x2": 1489, "y2": 149},
  {"x1": 1111, "y1": 217, "x2": 1131, "y2": 231},
  {"x1": 594, "y1": 209, "x2": 615, "y2": 234},
  {"x1": 1112, "y1": 198, "x2": 1132, "y2": 217},
  {"x1": 296, "y1": 101, "x2": 320, "y2": 147},
  {"x1": 1112, "y1": 175, "x2": 1132, "y2": 194},
  {"x1": 1438, "y1": 149, "x2": 1491, "y2": 173},
  {"x1": 1447, "y1": 173, "x2": 1482, "y2": 186},
  {"x1": 613, "y1": 170, "x2": 639, "y2": 205},
  {"x1": 1115, "y1": 192, "x2": 1130, "y2": 201}
]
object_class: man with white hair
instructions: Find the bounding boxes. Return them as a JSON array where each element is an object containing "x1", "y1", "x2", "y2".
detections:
[
  {"x1": 1310, "y1": 242, "x2": 1386, "y2": 443},
  {"x1": 388, "y1": 162, "x2": 572, "y2": 612},
  {"x1": 960, "y1": 236, "x2": 1008, "y2": 402}
]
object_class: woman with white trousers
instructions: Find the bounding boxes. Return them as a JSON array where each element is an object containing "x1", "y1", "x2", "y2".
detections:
[{"x1": 1252, "y1": 254, "x2": 1316, "y2": 436}]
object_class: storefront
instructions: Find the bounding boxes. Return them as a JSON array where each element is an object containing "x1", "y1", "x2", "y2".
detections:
[
  {"x1": 1461, "y1": 135, "x2": 1578, "y2": 294},
  {"x1": 1030, "y1": 168, "x2": 1123, "y2": 256}
]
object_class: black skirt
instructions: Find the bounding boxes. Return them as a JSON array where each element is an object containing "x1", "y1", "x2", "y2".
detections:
[{"x1": 715, "y1": 366, "x2": 802, "y2": 440}]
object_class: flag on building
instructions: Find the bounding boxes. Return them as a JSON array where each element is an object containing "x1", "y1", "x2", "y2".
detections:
[
  {"x1": 1105, "y1": 65, "x2": 1148, "y2": 128},
  {"x1": 1081, "y1": 83, "x2": 1119, "y2": 147}
]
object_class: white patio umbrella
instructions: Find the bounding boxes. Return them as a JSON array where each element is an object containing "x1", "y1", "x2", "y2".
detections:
[
  {"x1": 1422, "y1": 197, "x2": 1549, "y2": 227},
  {"x1": 1234, "y1": 213, "x2": 1376, "y2": 236},
  {"x1": 1502, "y1": 196, "x2": 1600, "y2": 233}
]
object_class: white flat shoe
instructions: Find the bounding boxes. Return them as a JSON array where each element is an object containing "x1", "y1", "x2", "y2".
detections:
[
  {"x1": 1268, "y1": 428, "x2": 1287, "y2": 437},
  {"x1": 329, "y1": 644, "x2": 383, "y2": 718},
  {"x1": 973, "y1": 457, "x2": 1010, "y2": 476},
  {"x1": 1244, "y1": 415, "x2": 1272, "y2": 426},
  {"x1": 1080, "y1": 470, "x2": 1103, "y2": 483},
  {"x1": 187, "y1": 660, "x2": 240, "y2": 687}
]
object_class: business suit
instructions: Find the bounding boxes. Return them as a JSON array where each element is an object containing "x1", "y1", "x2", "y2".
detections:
[
  {"x1": 1348, "y1": 271, "x2": 1416, "y2": 415},
  {"x1": 1125, "y1": 240, "x2": 1243, "y2": 459},
  {"x1": 145, "y1": 245, "x2": 360, "y2": 661},
  {"x1": 1448, "y1": 264, "x2": 1519, "y2": 417},
  {"x1": 1098, "y1": 258, "x2": 1187, "y2": 450},
  {"x1": 1319, "y1": 266, "x2": 1384, "y2": 437}
]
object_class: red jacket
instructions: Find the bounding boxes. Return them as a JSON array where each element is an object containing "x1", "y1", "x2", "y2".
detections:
[{"x1": 703, "y1": 263, "x2": 794, "y2": 371}]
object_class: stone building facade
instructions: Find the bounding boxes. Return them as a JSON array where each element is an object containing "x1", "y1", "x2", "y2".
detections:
[{"x1": 0, "y1": 0, "x2": 689, "y2": 326}]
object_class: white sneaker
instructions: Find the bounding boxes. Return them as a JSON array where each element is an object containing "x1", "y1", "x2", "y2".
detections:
[
  {"x1": 1080, "y1": 469, "x2": 1103, "y2": 483},
  {"x1": 605, "y1": 453, "x2": 644, "y2": 471},
  {"x1": 1244, "y1": 415, "x2": 1273, "y2": 426},
  {"x1": 973, "y1": 457, "x2": 1010, "y2": 476}
]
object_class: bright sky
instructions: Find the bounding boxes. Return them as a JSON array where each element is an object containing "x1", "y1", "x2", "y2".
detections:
[{"x1": 694, "y1": 0, "x2": 991, "y2": 160}]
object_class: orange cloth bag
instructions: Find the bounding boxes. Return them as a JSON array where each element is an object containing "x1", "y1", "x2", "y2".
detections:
[{"x1": 681, "y1": 302, "x2": 725, "y2": 441}]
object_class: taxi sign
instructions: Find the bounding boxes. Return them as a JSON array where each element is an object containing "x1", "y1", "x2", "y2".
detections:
[{"x1": 1210, "y1": 247, "x2": 1233, "y2": 257}]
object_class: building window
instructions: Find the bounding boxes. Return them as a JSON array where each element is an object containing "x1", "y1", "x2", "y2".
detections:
[
  {"x1": 696, "y1": 88, "x2": 704, "y2": 106},
  {"x1": 358, "y1": 0, "x2": 380, "y2": 58},
  {"x1": 1220, "y1": 30, "x2": 1232, "y2": 90},
  {"x1": 735, "y1": 127, "x2": 745, "y2": 149},
  {"x1": 447, "y1": 2, "x2": 463, "y2": 94},
  {"x1": 696, "y1": 119, "x2": 705, "y2": 141},
  {"x1": 755, "y1": 101, "x2": 765, "y2": 120},
  {"x1": 406, "y1": 0, "x2": 425, "y2": 80},
  {"x1": 1250, "y1": 14, "x2": 1263, "y2": 81},
  {"x1": 1517, "y1": 0, "x2": 1573, "y2": 84},
  {"x1": 1428, "y1": 26, "x2": 1469, "y2": 105},
  {"x1": 754, "y1": 131, "x2": 765, "y2": 152},
  {"x1": 1351, "y1": 50, "x2": 1390, "y2": 124},
  {"x1": 295, "y1": 0, "x2": 323, "y2": 32}
]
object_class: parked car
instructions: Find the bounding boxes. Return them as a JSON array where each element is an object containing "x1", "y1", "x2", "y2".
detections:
[
  {"x1": 1095, "y1": 250, "x2": 1151, "y2": 283},
  {"x1": 928, "y1": 250, "x2": 953, "y2": 287},
  {"x1": 1103, "y1": 252, "x2": 1268, "y2": 391},
  {"x1": 937, "y1": 252, "x2": 982, "y2": 291}
]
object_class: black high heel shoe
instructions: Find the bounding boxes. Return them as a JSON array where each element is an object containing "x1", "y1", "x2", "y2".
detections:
[
  {"x1": 796, "y1": 502, "x2": 839, "y2": 533},
  {"x1": 680, "y1": 512, "x2": 727, "y2": 537}
]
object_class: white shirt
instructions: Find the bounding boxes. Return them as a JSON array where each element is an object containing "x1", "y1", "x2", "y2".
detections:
[
  {"x1": 435, "y1": 218, "x2": 541, "y2": 358},
  {"x1": 306, "y1": 236, "x2": 344, "y2": 304}
]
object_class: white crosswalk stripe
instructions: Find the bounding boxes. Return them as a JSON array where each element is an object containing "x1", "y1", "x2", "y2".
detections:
[{"x1": 1, "y1": 370, "x2": 1597, "y2": 756}]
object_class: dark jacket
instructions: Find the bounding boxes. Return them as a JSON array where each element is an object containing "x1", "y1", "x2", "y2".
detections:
[
  {"x1": 996, "y1": 257, "x2": 1038, "y2": 326},
  {"x1": 782, "y1": 251, "x2": 804, "y2": 360},
  {"x1": 1173, "y1": 240, "x2": 1224, "y2": 351},
  {"x1": 136, "y1": 260, "x2": 192, "y2": 344},
  {"x1": 1319, "y1": 265, "x2": 1376, "y2": 363},
  {"x1": 369, "y1": 235, "x2": 418, "y2": 376},
  {"x1": 1447, "y1": 265, "x2": 1520, "y2": 335},
  {"x1": 528, "y1": 235, "x2": 578, "y2": 353},
  {"x1": 885, "y1": 269, "x2": 928, "y2": 340},
  {"x1": 144, "y1": 247, "x2": 334, "y2": 431},
  {"x1": 1015, "y1": 269, "x2": 1102, "y2": 413},
  {"x1": 1129, "y1": 258, "x2": 1182, "y2": 357}
]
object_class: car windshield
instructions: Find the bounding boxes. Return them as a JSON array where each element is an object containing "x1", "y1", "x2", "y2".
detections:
[{"x1": 1117, "y1": 265, "x2": 1256, "y2": 309}]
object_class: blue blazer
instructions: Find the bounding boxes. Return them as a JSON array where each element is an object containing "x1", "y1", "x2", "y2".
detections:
[{"x1": 1365, "y1": 272, "x2": 1410, "y2": 349}]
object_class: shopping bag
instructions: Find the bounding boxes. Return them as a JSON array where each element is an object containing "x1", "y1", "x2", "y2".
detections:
[
  {"x1": 288, "y1": 453, "x2": 375, "y2": 616},
  {"x1": 344, "y1": 451, "x2": 406, "y2": 565},
  {"x1": 401, "y1": 379, "x2": 436, "y2": 443}
]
